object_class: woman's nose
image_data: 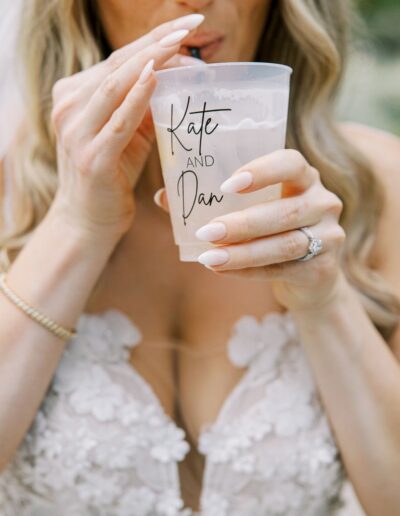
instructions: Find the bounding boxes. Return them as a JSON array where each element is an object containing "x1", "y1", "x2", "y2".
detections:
[{"x1": 174, "y1": 0, "x2": 214, "y2": 10}]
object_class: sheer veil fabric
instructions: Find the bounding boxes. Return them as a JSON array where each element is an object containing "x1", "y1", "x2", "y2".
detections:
[{"x1": 0, "y1": 0, "x2": 25, "y2": 161}]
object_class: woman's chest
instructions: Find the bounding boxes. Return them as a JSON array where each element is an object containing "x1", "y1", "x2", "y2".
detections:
[
  {"x1": 81, "y1": 256, "x2": 303, "y2": 511},
  {"x1": 173, "y1": 264, "x2": 286, "y2": 442},
  {"x1": 3, "y1": 301, "x2": 344, "y2": 516},
  {"x1": 88, "y1": 243, "x2": 285, "y2": 443}
]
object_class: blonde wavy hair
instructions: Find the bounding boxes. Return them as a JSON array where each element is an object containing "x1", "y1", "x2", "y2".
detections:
[{"x1": 1, "y1": 0, "x2": 399, "y2": 340}]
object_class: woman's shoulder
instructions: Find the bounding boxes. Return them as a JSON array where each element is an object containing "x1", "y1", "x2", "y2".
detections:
[
  {"x1": 339, "y1": 121, "x2": 400, "y2": 170},
  {"x1": 339, "y1": 122, "x2": 400, "y2": 177},
  {"x1": 339, "y1": 122, "x2": 400, "y2": 290},
  {"x1": 339, "y1": 123, "x2": 400, "y2": 223}
]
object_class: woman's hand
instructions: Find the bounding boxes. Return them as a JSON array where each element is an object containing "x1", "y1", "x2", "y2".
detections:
[
  {"x1": 154, "y1": 149, "x2": 346, "y2": 313},
  {"x1": 49, "y1": 14, "x2": 204, "y2": 246}
]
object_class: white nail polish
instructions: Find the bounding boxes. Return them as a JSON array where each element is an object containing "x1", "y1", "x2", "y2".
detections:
[
  {"x1": 220, "y1": 171, "x2": 253, "y2": 193},
  {"x1": 172, "y1": 14, "x2": 205, "y2": 31},
  {"x1": 138, "y1": 59, "x2": 154, "y2": 84},
  {"x1": 198, "y1": 249, "x2": 229, "y2": 266},
  {"x1": 159, "y1": 29, "x2": 189, "y2": 48},
  {"x1": 153, "y1": 189, "x2": 163, "y2": 207},
  {"x1": 195, "y1": 222, "x2": 227, "y2": 242}
]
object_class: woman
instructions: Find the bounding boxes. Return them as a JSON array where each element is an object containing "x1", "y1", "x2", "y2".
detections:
[{"x1": 0, "y1": 0, "x2": 400, "y2": 514}]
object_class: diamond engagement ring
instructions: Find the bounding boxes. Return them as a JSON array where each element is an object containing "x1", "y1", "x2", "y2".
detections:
[{"x1": 297, "y1": 226, "x2": 323, "y2": 262}]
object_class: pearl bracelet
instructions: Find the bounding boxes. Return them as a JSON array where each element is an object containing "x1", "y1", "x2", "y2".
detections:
[{"x1": 0, "y1": 272, "x2": 77, "y2": 342}]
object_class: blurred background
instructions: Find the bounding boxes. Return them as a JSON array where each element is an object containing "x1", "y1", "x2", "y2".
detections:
[{"x1": 337, "y1": 0, "x2": 400, "y2": 136}]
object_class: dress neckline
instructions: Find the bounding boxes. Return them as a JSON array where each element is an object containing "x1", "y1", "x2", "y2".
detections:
[
  {"x1": 74, "y1": 307, "x2": 297, "y2": 514},
  {"x1": 78, "y1": 307, "x2": 293, "y2": 436}
]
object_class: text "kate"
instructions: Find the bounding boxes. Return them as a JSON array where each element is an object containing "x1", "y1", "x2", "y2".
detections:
[{"x1": 167, "y1": 96, "x2": 232, "y2": 156}]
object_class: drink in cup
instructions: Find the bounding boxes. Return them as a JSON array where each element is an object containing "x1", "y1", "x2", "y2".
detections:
[{"x1": 150, "y1": 62, "x2": 292, "y2": 261}]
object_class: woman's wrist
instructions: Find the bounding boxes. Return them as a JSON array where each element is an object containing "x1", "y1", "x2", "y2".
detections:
[
  {"x1": 6, "y1": 198, "x2": 117, "y2": 331},
  {"x1": 48, "y1": 194, "x2": 125, "y2": 253},
  {"x1": 288, "y1": 270, "x2": 351, "y2": 322}
]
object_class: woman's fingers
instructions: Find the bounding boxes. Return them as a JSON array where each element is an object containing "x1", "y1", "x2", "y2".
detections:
[
  {"x1": 197, "y1": 221, "x2": 344, "y2": 271},
  {"x1": 195, "y1": 186, "x2": 341, "y2": 244},
  {"x1": 153, "y1": 188, "x2": 170, "y2": 212},
  {"x1": 102, "y1": 13, "x2": 204, "y2": 72},
  {"x1": 220, "y1": 149, "x2": 318, "y2": 196},
  {"x1": 58, "y1": 14, "x2": 204, "y2": 103},
  {"x1": 83, "y1": 31, "x2": 190, "y2": 134},
  {"x1": 52, "y1": 14, "x2": 206, "y2": 148},
  {"x1": 91, "y1": 59, "x2": 157, "y2": 167}
]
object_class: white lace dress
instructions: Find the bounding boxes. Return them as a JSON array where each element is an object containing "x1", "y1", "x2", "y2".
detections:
[{"x1": 0, "y1": 308, "x2": 348, "y2": 516}]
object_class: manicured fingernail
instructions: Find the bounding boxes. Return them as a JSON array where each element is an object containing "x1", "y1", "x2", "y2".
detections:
[
  {"x1": 138, "y1": 59, "x2": 154, "y2": 84},
  {"x1": 172, "y1": 14, "x2": 204, "y2": 31},
  {"x1": 159, "y1": 29, "x2": 189, "y2": 48},
  {"x1": 178, "y1": 55, "x2": 207, "y2": 66},
  {"x1": 153, "y1": 189, "x2": 163, "y2": 207},
  {"x1": 198, "y1": 249, "x2": 229, "y2": 266},
  {"x1": 220, "y1": 171, "x2": 253, "y2": 193},
  {"x1": 195, "y1": 222, "x2": 227, "y2": 242}
]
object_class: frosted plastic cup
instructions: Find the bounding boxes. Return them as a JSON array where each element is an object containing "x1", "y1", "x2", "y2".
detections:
[{"x1": 150, "y1": 62, "x2": 292, "y2": 261}]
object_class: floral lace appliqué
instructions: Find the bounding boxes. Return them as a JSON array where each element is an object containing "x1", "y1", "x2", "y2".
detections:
[
  {"x1": 0, "y1": 309, "x2": 344, "y2": 516},
  {"x1": 199, "y1": 311, "x2": 344, "y2": 516}
]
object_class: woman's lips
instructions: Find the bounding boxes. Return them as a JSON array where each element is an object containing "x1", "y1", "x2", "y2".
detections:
[{"x1": 180, "y1": 31, "x2": 224, "y2": 61}]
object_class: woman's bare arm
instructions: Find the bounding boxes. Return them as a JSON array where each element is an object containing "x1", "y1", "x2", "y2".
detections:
[
  {"x1": 291, "y1": 125, "x2": 400, "y2": 515},
  {"x1": 0, "y1": 192, "x2": 120, "y2": 469},
  {"x1": 0, "y1": 12, "x2": 205, "y2": 470}
]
